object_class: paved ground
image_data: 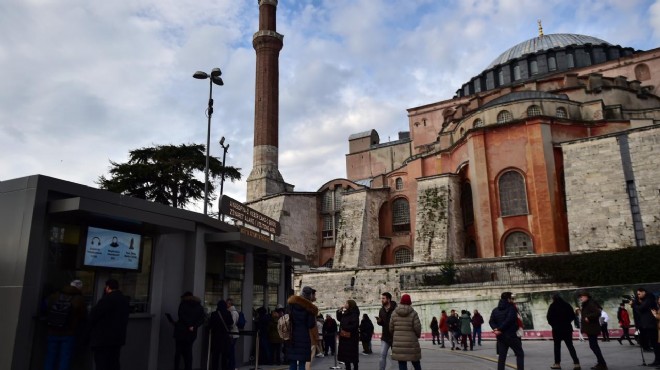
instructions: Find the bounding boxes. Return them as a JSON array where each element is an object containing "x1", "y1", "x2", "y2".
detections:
[{"x1": 239, "y1": 338, "x2": 653, "y2": 370}]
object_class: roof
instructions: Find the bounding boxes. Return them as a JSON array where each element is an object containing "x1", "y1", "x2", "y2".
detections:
[
  {"x1": 348, "y1": 130, "x2": 377, "y2": 141},
  {"x1": 481, "y1": 91, "x2": 569, "y2": 109},
  {"x1": 487, "y1": 33, "x2": 611, "y2": 69}
]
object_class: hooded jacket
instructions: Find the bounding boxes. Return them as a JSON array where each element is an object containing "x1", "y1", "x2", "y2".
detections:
[
  {"x1": 285, "y1": 295, "x2": 318, "y2": 361},
  {"x1": 489, "y1": 299, "x2": 518, "y2": 338},
  {"x1": 174, "y1": 295, "x2": 206, "y2": 342},
  {"x1": 459, "y1": 312, "x2": 472, "y2": 335},
  {"x1": 389, "y1": 304, "x2": 422, "y2": 362},
  {"x1": 546, "y1": 296, "x2": 575, "y2": 338}
]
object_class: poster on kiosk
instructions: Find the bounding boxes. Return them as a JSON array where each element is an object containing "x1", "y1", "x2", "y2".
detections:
[{"x1": 83, "y1": 226, "x2": 142, "y2": 270}]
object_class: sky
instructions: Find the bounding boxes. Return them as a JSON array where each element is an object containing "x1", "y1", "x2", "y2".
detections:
[{"x1": 2, "y1": 0, "x2": 660, "y2": 212}]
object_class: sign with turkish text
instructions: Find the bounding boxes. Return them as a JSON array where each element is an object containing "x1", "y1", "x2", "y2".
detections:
[{"x1": 219, "y1": 195, "x2": 281, "y2": 235}]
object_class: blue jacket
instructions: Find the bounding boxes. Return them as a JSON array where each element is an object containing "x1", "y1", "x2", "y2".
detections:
[
  {"x1": 285, "y1": 295, "x2": 318, "y2": 361},
  {"x1": 489, "y1": 299, "x2": 518, "y2": 338}
]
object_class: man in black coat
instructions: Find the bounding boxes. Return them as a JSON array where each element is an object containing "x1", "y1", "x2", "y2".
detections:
[
  {"x1": 546, "y1": 294, "x2": 580, "y2": 369},
  {"x1": 489, "y1": 292, "x2": 524, "y2": 370},
  {"x1": 89, "y1": 279, "x2": 130, "y2": 370},
  {"x1": 376, "y1": 292, "x2": 397, "y2": 370},
  {"x1": 174, "y1": 291, "x2": 206, "y2": 370},
  {"x1": 322, "y1": 314, "x2": 338, "y2": 356},
  {"x1": 632, "y1": 287, "x2": 660, "y2": 366}
]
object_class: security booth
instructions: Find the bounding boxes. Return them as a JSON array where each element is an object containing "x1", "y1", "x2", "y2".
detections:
[{"x1": 0, "y1": 175, "x2": 303, "y2": 370}]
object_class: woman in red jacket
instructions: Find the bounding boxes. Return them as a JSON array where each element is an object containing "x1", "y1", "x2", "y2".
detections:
[
  {"x1": 617, "y1": 301, "x2": 635, "y2": 345},
  {"x1": 438, "y1": 310, "x2": 449, "y2": 348}
]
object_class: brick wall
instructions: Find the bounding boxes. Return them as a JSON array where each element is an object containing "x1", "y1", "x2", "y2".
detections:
[{"x1": 629, "y1": 128, "x2": 660, "y2": 244}]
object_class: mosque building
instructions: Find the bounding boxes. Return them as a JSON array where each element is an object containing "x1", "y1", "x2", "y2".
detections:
[{"x1": 246, "y1": 2, "x2": 660, "y2": 272}]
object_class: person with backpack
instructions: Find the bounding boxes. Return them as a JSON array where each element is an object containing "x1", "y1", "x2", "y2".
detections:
[
  {"x1": 285, "y1": 286, "x2": 318, "y2": 370},
  {"x1": 209, "y1": 300, "x2": 234, "y2": 370},
  {"x1": 173, "y1": 291, "x2": 206, "y2": 370},
  {"x1": 88, "y1": 279, "x2": 130, "y2": 370},
  {"x1": 43, "y1": 279, "x2": 87, "y2": 370}
]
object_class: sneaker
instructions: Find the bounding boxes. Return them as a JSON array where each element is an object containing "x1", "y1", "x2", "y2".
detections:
[{"x1": 550, "y1": 364, "x2": 561, "y2": 369}]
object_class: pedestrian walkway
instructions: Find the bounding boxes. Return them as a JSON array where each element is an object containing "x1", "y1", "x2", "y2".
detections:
[{"x1": 239, "y1": 338, "x2": 651, "y2": 370}]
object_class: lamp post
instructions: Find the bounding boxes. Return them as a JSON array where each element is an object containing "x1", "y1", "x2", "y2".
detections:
[
  {"x1": 218, "y1": 137, "x2": 229, "y2": 220},
  {"x1": 193, "y1": 68, "x2": 223, "y2": 215}
]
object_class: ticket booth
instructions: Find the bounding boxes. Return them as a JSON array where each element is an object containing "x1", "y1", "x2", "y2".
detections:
[{"x1": 0, "y1": 175, "x2": 304, "y2": 370}]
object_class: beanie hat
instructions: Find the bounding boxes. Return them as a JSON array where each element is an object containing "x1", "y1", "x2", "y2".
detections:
[
  {"x1": 301, "y1": 286, "x2": 316, "y2": 300},
  {"x1": 400, "y1": 294, "x2": 411, "y2": 305},
  {"x1": 70, "y1": 280, "x2": 83, "y2": 290}
]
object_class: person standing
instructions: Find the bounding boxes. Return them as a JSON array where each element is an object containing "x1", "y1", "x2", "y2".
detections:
[
  {"x1": 632, "y1": 287, "x2": 660, "y2": 367},
  {"x1": 43, "y1": 279, "x2": 87, "y2": 370},
  {"x1": 472, "y1": 309, "x2": 484, "y2": 346},
  {"x1": 337, "y1": 300, "x2": 360, "y2": 370},
  {"x1": 226, "y1": 298, "x2": 240, "y2": 370},
  {"x1": 389, "y1": 294, "x2": 422, "y2": 370},
  {"x1": 315, "y1": 315, "x2": 325, "y2": 357},
  {"x1": 173, "y1": 292, "x2": 206, "y2": 370},
  {"x1": 617, "y1": 301, "x2": 635, "y2": 345},
  {"x1": 578, "y1": 290, "x2": 607, "y2": 370},
  {"x1": 439, "y1": 311, "x2": 449, "y2": 348},
  {"x1": 268, "y1": 310, "x2": 283, "y2": 365},
  {"x1": 446, "y1": 309, "x2": 460, "y2": 350},
  {"x1": 459, "y1": 310, "x2": 473, "y2": 351},
  {"x1": 429, "y1": 317, "x2": 439, "y2": 345},
  {"x1": 599, "y1": 310, "x2": 610, "y2": 341},
  {"x1": 88, "y1": 279, "x2": 130, "y2": 370},
  {"x1": 209, "y1": 300, "x2": 233, "y2": 370},
  {"x1": 359, "y1": 314, "x2": 374, "y2": 354},
  {"x1": 286, "y1": 286, "x2": 318, "y2": 370},
  {"x1": 546, "y1": 294, "x2": 580, "y2": 370},
  {"x1": 322, "y1": 314, "x2": 338, "y2": 356},
  {"x1": 376, "y1": 292, "x2": 397, "y2": 370},
  {"x1": 489, "y1": 292, "x2": 524, "y2": 370}
]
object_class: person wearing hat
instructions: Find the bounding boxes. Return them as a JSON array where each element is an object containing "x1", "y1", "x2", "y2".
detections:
[
  {"x1": 173, "y1": 291, "x2": 206, "y2": 370},
  {"x1": 337, "y1": 300, "x2": 360, "y2": 370},
  {"x1": 389, "y1": 294, "x2": 422, "y2": 370},
  {"x1": 578, "y1": 290, "x2": 607, "y2": 370},
  {"x1": 286, "y1": 286, "x2": 319, "y2": 370},
  {"x1": 616, "y1": 301, "x2": 634, "y2": 345},
  {"x1": 43, "y1": 280, "x2": 87, "y2": 370},
  {"x1": 489, "y1": 291, "x2": 524, "y2": 370}
]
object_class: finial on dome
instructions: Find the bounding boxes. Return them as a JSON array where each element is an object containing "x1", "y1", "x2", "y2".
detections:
[{"x1": 537, "y1": 19, "x2": 544, "y2": 37}]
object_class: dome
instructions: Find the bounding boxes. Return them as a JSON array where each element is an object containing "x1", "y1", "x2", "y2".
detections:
[{"x1": 487, "y1": 33, "x2": 611, "y2": 69}]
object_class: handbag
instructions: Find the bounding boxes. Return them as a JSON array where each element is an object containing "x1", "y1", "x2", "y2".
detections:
[{"x1": 339, "y1": 329, "x2": 351, "y2": 338}]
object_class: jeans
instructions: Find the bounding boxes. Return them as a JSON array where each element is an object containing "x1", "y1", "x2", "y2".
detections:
[
  {"x1": 496, "y1": 335, "x2": 524, "y2": 370},
  {"x1": 472, "y1": 327, "x2": 482, "y2": 345},
  {"x1": 228, "y1": 338, "x2": 237, "y2": 370},
  {"x1": 289, "y1": 360, "x2": 306, "y2": 370},
  {"x1": 44, "y1": 335, "x2": 75, "y2": 370},
  {"x1": 174, "y1": 340, "x2": 193, "y2": 370},
  {"x1": 398, "y1": 360, "x2": 421, "y2": 370},
  {"x1": 552, "y1": 334, "x2": 579, "y2": 364},
  {"x1": 587, "y1": 335, "x2": 606, "y2": 365},
  {"x1": 379, "y1": 340, "x2": 391, "y2": 370}
]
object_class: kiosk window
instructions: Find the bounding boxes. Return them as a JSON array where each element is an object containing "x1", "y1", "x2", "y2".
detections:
[{"x1": 109, "y1": 237, "x2": 153, "y2": 313}]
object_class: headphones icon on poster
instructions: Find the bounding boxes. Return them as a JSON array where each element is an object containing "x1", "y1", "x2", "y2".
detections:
[
  {"x1": 110, "y1": 236, "x2": 119, "y2": 248},
  {"x1": 91, "y1": 237, "x2": 101, "y2": 246}
]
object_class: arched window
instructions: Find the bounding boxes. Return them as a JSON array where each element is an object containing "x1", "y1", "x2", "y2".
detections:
[
  {"x1": 321, "y1": 191, "x2": 333, "y2": 212},
  {"x1": 395, "y1": 178, "x2": 403, "y2": 190},
  {"x1": 394, "y1": 248, "x2": 412, "y2": 264},
  {"x1": 504, "y1": 231, "x2": 534, "y2": 256},
  {"x1": 548, "y1": 56, "x2": 557, "y2": 71},
  {"x1": 530, "y1": 60, "x2": 538, "y2": 75},
  {"x1": 461, "y1": 182, "x2": 474, "y2": 227},
  {"x1": 527, "y1": 105, "x2": 542, "y2": 117},
  {"x1": 635, "y1": 63, "x2": 651, "y2": 81},
  {"x1": 460, "y1": 127, "x2": 465, "y2": 136},
  {"x1": 334, "y1": 187, "x2": 343, "y2": 210},
  {"x1": 556, "y1": 107, "x2": 568, "y2": 118},
  {"x1": 473, "y1": 118, "x2": 484, "y2": 128},
  {"x1": 497, "y1": 110, "x2": 513, "y2": 124},
  {"x1": 464, "y1": 240, "x2": 478, "y2": 259},
  {"x1": 322, "y1": 258, "x2": 334, "y2": 268},
  {"x1": 392, "y1": 198, "x2": 411, "y2": 232},
  {"x1": 498, "y1": 171, "x2": 529, "y2": 216},
  {"x1": 321, "y1": 188, "x2": 342, "y2": 241}
]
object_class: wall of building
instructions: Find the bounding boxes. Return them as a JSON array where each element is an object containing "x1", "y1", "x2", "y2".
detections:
[{"x1": 628, "y1": 128, "x2": 660, "y2": 245}]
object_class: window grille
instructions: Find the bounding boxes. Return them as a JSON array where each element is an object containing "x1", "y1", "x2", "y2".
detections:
[
  {"x1": 322, "y1": 258, "x2": 334, "y2": 268},
  {"x1": 555, "y1": 107, "x2": 567, "y2": 118},
  {"x1": 497, "y1": 110, "x2": 513, "y2": 124},
  {"x1": 527, "y1": 105, "x2": 542, "y2": 117},
  {"x1": 334, "y1": 188, "x2": 343, "y2": 210},
  {"x1": 395, "y1": 178, "x2": 403, "y2": 190},
  {"x1": 392, "y1": 198, "x2": 410, "y2": 232},
  {"x1": 504, "y1": 232, "x2": 534, "y2": 256},
  {"x1": 321, "y1": 191, "x2": 333, "y2": 212},
  {"x1": 499, "y1": 171, "x2": 529, "y2": 216},
  {"x1": 473, "y1": 118, "x2": 484, "y2": 128},
  {"x1": 394, "y1": 248, "x2": 412, "y2": 264},
  {"x1": 322, "y1": 214, "x2": 333, "y2": 239}
]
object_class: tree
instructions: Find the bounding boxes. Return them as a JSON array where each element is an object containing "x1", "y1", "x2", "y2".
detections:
[{"x1": 97, "y1": 143, "x2": 241, "y2": 209}]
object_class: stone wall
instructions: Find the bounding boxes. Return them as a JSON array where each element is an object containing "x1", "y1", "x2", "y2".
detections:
[
  {"x1": 563, "y1": 136, "x2": 634, "y2": 251},
  {"x1": 629, "y1": 128, "x2": 660, "y2": 244},
  {"x1": 334, "y1": 189, "x2": 389, "y2": 268},
  {"x1": 413, "y1": 175, "x2": 462, "y2": 262},
  {"x1": 249, "y1": 193, "x2": 319, "y2": 263}
]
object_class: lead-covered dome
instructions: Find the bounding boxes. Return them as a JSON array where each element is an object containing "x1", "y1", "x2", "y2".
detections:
[{"x1": 487, "y1": 34, "x2": 611, "y2": 69}]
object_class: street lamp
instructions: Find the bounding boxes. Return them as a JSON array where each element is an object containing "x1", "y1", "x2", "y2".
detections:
[
  {"x1": 218, "y1": 137, "x2": 230, "y2": 220},
  {"x1": 193, "y1": 67, "x2": 223, "y2": 215}
]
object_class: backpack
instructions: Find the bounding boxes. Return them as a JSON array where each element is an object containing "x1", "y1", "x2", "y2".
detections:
[
  {"x1": 47, "y1": 294, "x2": 73, "y2": 328},
  {"x1": 236, "y1": 311, "x2": 247, "y2": 329},
  {"x1": 277, "y1": 313, "x2": 292, "y2": 341}
]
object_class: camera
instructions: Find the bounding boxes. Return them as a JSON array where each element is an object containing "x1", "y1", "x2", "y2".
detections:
[{"x1": 621, "y1": 294, "x2": 634, "y2": 303}]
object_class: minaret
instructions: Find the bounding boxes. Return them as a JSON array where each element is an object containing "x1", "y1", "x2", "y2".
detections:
[{"x1": 246, "y1": 0, "x2": 288, "y2": 202}]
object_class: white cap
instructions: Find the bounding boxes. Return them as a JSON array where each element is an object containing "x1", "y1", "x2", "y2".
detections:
[{"x1": 70, "y1": 279, "x2": 83, "y2": 290}]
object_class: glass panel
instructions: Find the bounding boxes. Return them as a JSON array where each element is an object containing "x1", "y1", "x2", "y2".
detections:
[
  {"x1": 556, "y1": 107, "x2": 567, "y2": 118},
  {"x1": 322, "y1": 215, "x2": 334, "y2": 239},
  {"x1": 253, "y1": 284, "x2": 264, "y2": 309},
  {"x1": 225, "y1": 249, "x2": 245, "y2": 280},
  {"x1": 499, "y1": 171, "x2": 529, "y2": 216},
  {"x1": 527, "y1": 105, "x2": 541, "y2": 116},
  {"x1": 514, "y1": 65, "x2": 521, "y2": 80},
  {"x1": 497, "y1": 110, "x2": 512, "y2": 124},
  {"x1": 108, "y1": 237, "x2": 153, "y2": 313},
  {"x1": 530, "y1": 60, "x2": 538, "y2": 75},
  {"x1": 392, "y1": 198, "x2": 410, "y2": 231},
  {"x1": 504, "y1": 232, "x2": 534, "y2": 256},
  {"x1": 394, "y1": 248, "x2": 412, "y2": 264},
  {"x1": 227, "y1": 280, "x2": 243, "y2": 312},
  {"x1": 321, "y1": 191, "x2": 333, "y2": 212},
  {"x1": 473, "y1": 119, "x2": 483, "y2": 128},
  {"x1": 334, "y1": 188, "x2": 343, "y2": 210},
  {"x1": 548, "y1": 57, "x2": 557, "y2": 71}
]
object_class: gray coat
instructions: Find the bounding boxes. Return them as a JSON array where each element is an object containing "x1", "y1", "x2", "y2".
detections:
[{"x1": 389, "y1": 304, "x2": 422, "y2": 362}]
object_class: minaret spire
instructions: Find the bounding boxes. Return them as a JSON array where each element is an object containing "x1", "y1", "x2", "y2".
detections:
[
  {"x1": 538, "y1": 19, "x2": 544, "y2": 37},
  {"x1": 247, "y1": 0, "x2": 290, "y2": 202}
]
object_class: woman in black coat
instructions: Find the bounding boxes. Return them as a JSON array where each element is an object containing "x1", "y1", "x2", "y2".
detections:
[
  {"x1": 337, "y1": 300, "x2": 360, "y2": 370},
  {"x1": 359, "y1": 314, "x2": 374, "y2": 354},
  {"x1": 546, "y1": 294, "x2": 580, "y2": 369},
  {"x1": 286, "y1": 289, "x2": 318, "y2": 370},
  {"x1": 209, "y1": 300, "x2": 234, "y2": 370}
]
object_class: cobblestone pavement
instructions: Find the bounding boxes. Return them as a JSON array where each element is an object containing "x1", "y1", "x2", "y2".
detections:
[{"x1": 240, "y1": 338, "x2": 653, "y2": 370}]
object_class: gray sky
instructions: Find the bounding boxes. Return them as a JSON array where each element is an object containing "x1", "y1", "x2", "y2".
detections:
[{"x1": 2, "y1": 0, "x2": 659, "y2": 212}]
